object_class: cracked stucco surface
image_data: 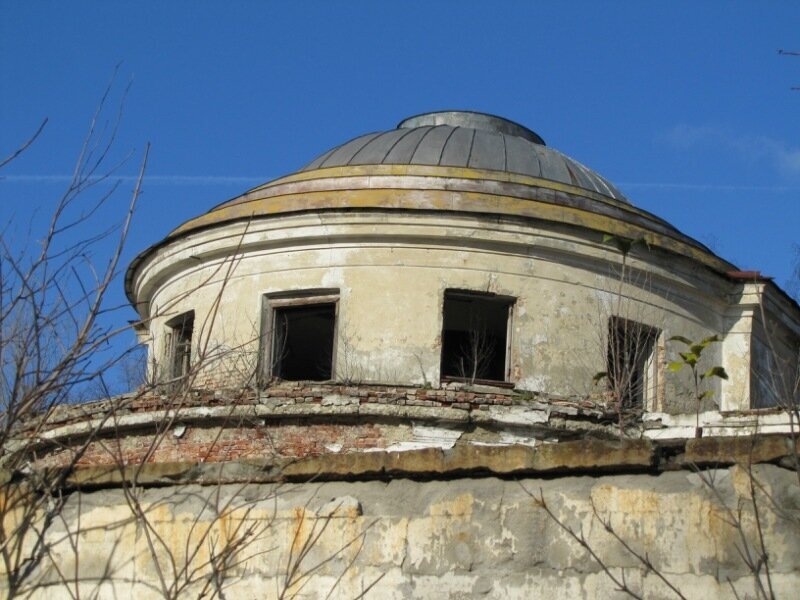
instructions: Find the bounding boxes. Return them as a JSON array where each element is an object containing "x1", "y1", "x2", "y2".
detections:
[{"x1": 10, "y1": 464, "x2": 800, "y2": 599}]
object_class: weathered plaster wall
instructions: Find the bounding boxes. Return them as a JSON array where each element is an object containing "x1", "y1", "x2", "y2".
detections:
[
  {"x1": 8, "y1": 390, "x2": 800, "y2": 599},
  {"x1": 136, "y1": 211, "x2": 733, "y2": 412},
  {"x1": 10, "y1": 463, "x2": 800, "y2": 599}
]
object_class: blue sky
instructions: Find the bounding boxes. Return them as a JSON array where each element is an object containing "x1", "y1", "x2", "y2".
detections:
[{"x1": 2, "y1": 2, "x2": 799, "y2": 345}]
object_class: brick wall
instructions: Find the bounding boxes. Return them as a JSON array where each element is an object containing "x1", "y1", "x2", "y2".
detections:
[{"x1": 24, "y1": 381, "x2": 613, "y2": 469}]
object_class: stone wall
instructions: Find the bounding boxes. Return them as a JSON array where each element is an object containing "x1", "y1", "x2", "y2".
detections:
[
  {"x1": 6, "y1": 386, "x2": 799, "y2": 598},
  {"x1": 6, "y1": 448, "x2": 799, "y2": 599}
]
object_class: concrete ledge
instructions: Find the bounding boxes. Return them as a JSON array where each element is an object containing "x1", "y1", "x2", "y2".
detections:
[
  {"x1": 9, "y1": 434, "x2": 796, "y2": 491},
  {"x1": 23, "y1": 438, "x2": 654, "y2": 489},
  {"x1": 281, "y1": 439, "x2": 657, "y2": 480},
  {"x1": 682, "y1": 435, "x2": 800, "y2": 467}
]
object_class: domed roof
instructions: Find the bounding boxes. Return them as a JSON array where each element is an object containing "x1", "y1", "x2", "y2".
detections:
[
  {"x1": 301, "y1": 111, "x2": 628, "y2": 203},
  {"x1": 126, "y1": 110, "x2": 738, "y2": 306}
]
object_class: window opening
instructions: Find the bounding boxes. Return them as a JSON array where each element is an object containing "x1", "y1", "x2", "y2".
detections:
[
  {"x1": 261, "y1": 290, "x2": 339, "y2": 383},
  {"x1": 607, "y1": 316, "x2": 660, "y2": 409},
  {"x1": 751, "y1": 339, "x2": 779, "y2": 409},
  {"x1": 273, "y1": 304, "x2": 336, "y2": 380},
  {"x1": 165, "y1": 311, "x2": 194, "y2": 379},
  {"x1": 751, "y1": 315, "x2": 800, "y2": 409},
  {"x1": 440, "y1": 291, "x2": 513, "y2": 384}
]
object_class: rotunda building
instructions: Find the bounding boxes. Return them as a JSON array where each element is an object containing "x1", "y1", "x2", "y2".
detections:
[
  {"x1": 11, "y1": 112, "x2": 800, "y2": 600},
  {"x1": 126, "y1": 111, "x2": 800, "y2": 420}
]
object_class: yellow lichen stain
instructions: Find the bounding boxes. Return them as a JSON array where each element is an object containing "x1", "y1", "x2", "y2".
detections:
[
  {"x1": 592, "y1": 485, "x2": 661, "y2": 515},
  {"x1": 168, "y1": 187, "x2": 727, "y2": 274},
  {"x1": 252, "y1": 164, "x2": 632, "y2": 211},
  {"x1": 367, "y1": 517, "x2": 409, "y2": 565},
  {"x1": 428, "y1": 493, "x2": 474, "y2": 518},
  {"x1": 589, "y1": 485, "x2": 664, "y2": 548},
  {"x1": 289, "y1": 506, "x2": 312, "y2": 559}
]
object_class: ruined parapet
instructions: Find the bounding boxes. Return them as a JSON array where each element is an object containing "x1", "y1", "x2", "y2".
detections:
[
  {"x1": 13, "y1": 382, "x2": 799, "y2": 475},
  {"x1": 4, "y1": 401, "x2": 800, "y2": 599}
]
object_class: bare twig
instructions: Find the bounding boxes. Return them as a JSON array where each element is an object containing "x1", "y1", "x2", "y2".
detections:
[
  {"x1": 522, "y1": 485, "x2": 643, "y2": 599},
  {"x1": 0, "y1": 118, "x2": 48, "y2": 170}
]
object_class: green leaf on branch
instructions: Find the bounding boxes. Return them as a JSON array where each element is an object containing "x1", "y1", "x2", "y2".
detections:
[
  {"x1": 592, "y1": 371, "x2": 608, "y2": 385},
  {"x1": 678, "y1": 352, "x2": 698, "y2": 366},
  {"x1": 668, "y1": 361, "x2": 685, "y2": 373},
  {"x1": 698, "y1": 390, "x2": 715, "y2": 400},
  {"x1": 702, "y1": 366, "x2": 728, "y2": 380},
  {"x1": 668, "y1": 335, "x2": 693, "y2": 346}
]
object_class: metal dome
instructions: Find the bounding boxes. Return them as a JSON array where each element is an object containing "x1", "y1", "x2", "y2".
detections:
[
  {"x1": 301, "y1": 111, "x2": 628, "y2": 203},
  {"x1": 125, "y1": 110, "x2": 736, "y2": 306}
]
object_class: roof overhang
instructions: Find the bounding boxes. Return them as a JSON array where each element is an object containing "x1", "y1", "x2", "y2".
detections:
[{"x1": 125, "y1": 164, "x2": 735, "y2": 311}]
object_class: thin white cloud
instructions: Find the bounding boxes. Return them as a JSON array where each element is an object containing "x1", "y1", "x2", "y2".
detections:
[
  {"x1": 6, "y1": 174, "x2": 799, "y2": 194},
  {"x1": 617, "y1": 182, "x2": 800, "y2": 192},
  {"x1": 0, "y1": 174, "x2": 269, "y2": 185},
  {"x1": 662, "y1": 124, "x2": 800, "y2": 177}
]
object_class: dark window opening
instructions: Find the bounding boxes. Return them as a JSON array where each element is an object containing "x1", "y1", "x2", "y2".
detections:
[
  {"x1": 440, "y1": 291, "x2": 513, "y2": 383},
  {"x1": 166, "y1": 311, "x2": 194, "y2": 379},
  {"x1": 272, "y1": 303, "x2": 336, "y2": 381},
  {"x1": 751, "y1": 318, "x2": 800, "y2": 409},
  {"x1": 607, "y1": 316, "x2": 659, "y2": 408}
]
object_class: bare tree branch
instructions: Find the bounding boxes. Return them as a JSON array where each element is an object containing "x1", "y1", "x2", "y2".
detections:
[{"x1": 0, "y1": 118, "x2": 48, "y2": 170}]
